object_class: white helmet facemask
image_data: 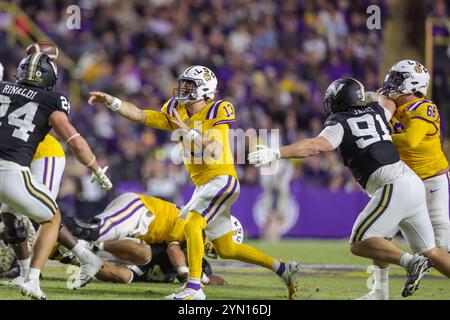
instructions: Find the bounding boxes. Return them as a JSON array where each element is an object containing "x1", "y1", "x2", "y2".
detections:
[{"x1": 174, "y1": 65, "x2": 218, "y2": 105}]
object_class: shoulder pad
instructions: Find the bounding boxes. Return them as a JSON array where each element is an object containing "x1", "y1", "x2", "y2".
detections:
[
  {"x1": 207, "y1": 100, "x2": 236, "y2": 125},
  {"x1": 407, "y1": 100, "x2": 439, "y2": 121},
  {"x1": 324, "y1": 114, "x2": 340, "y2": 127},
  {"x1": 50, "y1": 92, "x2": 71, "y2": 115}
]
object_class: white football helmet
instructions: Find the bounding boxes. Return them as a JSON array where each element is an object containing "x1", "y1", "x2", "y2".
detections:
[
  {"x1": 382, "y1": 60, "x2": 430, "y2": 100},
  {"x1": 174, "y1": 65, "x2": 218, "y2": 104},
  {"x1": 230, "y1": 215, "x2": 244, "y2": 244},
  {"x1": 0, "y1": 62, "x2": 4, "y2": 81}
]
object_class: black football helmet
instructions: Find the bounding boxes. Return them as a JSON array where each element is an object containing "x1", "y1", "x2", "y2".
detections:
[
  {"x1": 16, "y1": 52, "x2": 57, "y2": 90},
  {"x1": 323, "y1": 77, "x2": 366, "y2": 115}
]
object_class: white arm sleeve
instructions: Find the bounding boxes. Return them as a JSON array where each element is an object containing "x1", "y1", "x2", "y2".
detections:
[{"x1": 318, "y1": 123, "x2": 344, "y2": 150}]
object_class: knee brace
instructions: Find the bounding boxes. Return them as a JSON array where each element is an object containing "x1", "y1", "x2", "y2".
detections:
[{"x1": 2, "y1": 213, "x2": 28, "y2": 245}]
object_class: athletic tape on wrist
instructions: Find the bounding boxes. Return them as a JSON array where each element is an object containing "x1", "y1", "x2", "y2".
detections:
[
  {"x1": 106, "y1": 97, "x2": 122, "y2": 111},
  {"x1": 86, "y1": 156, "x2": 96, "y2": 168}
]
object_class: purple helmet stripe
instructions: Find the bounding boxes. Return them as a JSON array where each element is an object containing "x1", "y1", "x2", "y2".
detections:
[
  {"x1": 201, "y1": 176, "x2": 232, "y2": 217},
  {"x1": 207, "y1": 178, "x2": 238, "y2": 223}
]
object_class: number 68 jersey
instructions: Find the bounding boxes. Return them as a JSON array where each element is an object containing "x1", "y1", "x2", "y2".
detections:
[
  {"x1": 320, "y1": 104, "x2": 400, "y2": 190},
  {"x1": 390, "y1": 98, "x2": 448, "y2": 179},
  {"x1": 0, "y1": 81, "x2": 70, "y2": 167}
]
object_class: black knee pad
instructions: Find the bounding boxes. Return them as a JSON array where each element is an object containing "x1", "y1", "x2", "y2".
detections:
[
  {"x1": 2, "y1": 213, "x2": 28, "y2": 245},
  {"x1": 63, "y1": 216, "x2": 100, "y2": 241}
]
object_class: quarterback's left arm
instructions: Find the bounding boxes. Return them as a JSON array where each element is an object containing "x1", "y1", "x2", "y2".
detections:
[{"x1": 88, "y1": 91, "x2": 147, "y2": 125}]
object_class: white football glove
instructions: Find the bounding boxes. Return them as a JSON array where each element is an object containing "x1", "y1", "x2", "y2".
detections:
[
  {"x1": 247, "y1": 145, "x2": 280, "y2": 167},
  {"x1": 365, "y1": 91, "x2": 380, "y2": 103},
  {"x1": 91, "y1": 166, "x2": 113, "y2": 191}
]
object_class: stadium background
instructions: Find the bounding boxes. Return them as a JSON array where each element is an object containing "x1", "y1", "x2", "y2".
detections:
[{"x1": 0, "y1": 0, "x2": 449, "y2": 240}]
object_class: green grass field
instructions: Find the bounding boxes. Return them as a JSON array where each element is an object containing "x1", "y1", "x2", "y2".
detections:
[{"x1": 1, "y1": 239, "x2": 449, "y2": 300}]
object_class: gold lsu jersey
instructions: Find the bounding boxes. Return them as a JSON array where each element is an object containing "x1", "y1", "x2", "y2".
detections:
[
  {"x1": 137, "y1": 194, "x2": 186, "y2": 244},
  {"x1": 143, "y1": 98, "x2": 238, "y2": 186},
  {"x1": 33, "y1": 134, "x2": 65, "y2": 160},
  {"x1": 390, "y1": 98, "x2": 448, "y2": 179}
]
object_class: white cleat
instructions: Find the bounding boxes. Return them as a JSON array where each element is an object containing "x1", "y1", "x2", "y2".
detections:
[
  {"x1": 165, "y1": 287, "x2": 206, "y2": 300},
  {"x1": 280, "y1": 260, "x2": 301, "y2": 300},
  {"x1": 20, "y1": 280, "x2": 46, "y2": 300},
  {"x1": 0, "y1": 275, "x2": 26, "y2": 287},
  {"x1": 355, "y1": 290, "x2": 389, "y2": 300},
  {"x1": 71, "y1": 253, "x2": 103, "y2": 289}
]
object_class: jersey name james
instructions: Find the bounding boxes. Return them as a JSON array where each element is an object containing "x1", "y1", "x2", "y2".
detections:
[
  {"x1": 0, "y1": 81, "x2": 70, "y2": 167},
  {"x1": 324, "y1": 104, "x2": 400, "y2": 188}
]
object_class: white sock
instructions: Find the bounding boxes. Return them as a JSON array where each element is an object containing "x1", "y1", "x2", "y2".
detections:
[
  {"x1": 373, "y1": 267, "x2": 389, "y2": 293},
  {"x1": 18, "y1": 257, "x2": 31, "y2": 278},
  {"x1": 70, "y1": 242, "x2": 91, "y2": 265},
  {"x1": 399, "y1": 252, "x2": 415, "y2": 270},
  {"x1": 27, "y1": 267, "x2": 40, "y2": 281}
]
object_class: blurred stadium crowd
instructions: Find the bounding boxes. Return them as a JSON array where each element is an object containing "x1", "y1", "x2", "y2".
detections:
[{"x1": 0, "y1": 0, "x2": 448, "y2": 220}]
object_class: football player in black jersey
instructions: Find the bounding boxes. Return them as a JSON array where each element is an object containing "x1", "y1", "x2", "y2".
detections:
[
  {"x1": 249, "y1": 77, "x2": 450, "y2": 298},
  {"x1": 0, "y1": 52, "x2": 112, "y2": 299}
]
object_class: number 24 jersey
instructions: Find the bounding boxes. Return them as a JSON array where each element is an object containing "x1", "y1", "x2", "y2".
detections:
[{"x1": 0, "y1": 81, "x2": 70, "y2": 167}]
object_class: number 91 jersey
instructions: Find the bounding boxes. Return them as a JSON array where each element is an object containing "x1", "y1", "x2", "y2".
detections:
[
  {"x1": 0, "y1": 81, "x2": 70, "y2": 167},
  {"x1": 324, "y1": 104, "x2": 400, "y2": 189}
]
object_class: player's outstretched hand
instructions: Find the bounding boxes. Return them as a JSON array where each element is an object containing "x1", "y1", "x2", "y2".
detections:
[
  {"x1": 91, "y1": 166, "x2": 113, "y2": 191},
  {"x1": 248, "y1": 145, "x2": 280, "y2": 167},
  {"x1": 88, "y1": 91, "x2": 114, "y2": 106}
]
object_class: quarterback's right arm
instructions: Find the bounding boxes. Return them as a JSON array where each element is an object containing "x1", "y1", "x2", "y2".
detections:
[
  {"x1": 248, "y1": 122, "x2": 341, "y2": 166},
  {"x1": 88, "y1": 91, "x2": 172, "y2": 130},
  {"x1": 50, "y1": 111, "x2": 112, "y2": 190}
]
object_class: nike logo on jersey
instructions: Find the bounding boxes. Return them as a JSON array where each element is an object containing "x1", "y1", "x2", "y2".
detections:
[{"x1": 430, "y1": 189, "x2": 439, "y2": 193}]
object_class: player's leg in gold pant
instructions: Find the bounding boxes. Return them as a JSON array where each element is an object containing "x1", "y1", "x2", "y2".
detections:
[
  {"x1": 184, "y1": 211, "x2": 207, "y2": 279},
  {"x1": 212, "y1": 231, "x2": 275, "y2": 269}
]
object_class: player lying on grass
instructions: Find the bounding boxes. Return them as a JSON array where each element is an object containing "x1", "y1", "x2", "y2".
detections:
[
  {"x1": 63, "y1": 192, "x2": 234, "y2": 286},
  {"x1": 88, "y1": 65, "x2": 300, "y2": 300},
  {"x1": 0, "y1": 51, "x2": 112, "y2": 300},
  {"x1": 248, "y1": 77, "x2": 450, "y2": 298},
  {"x1": 357, "y1": 60, "x2": 450, "y2": 300}
]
